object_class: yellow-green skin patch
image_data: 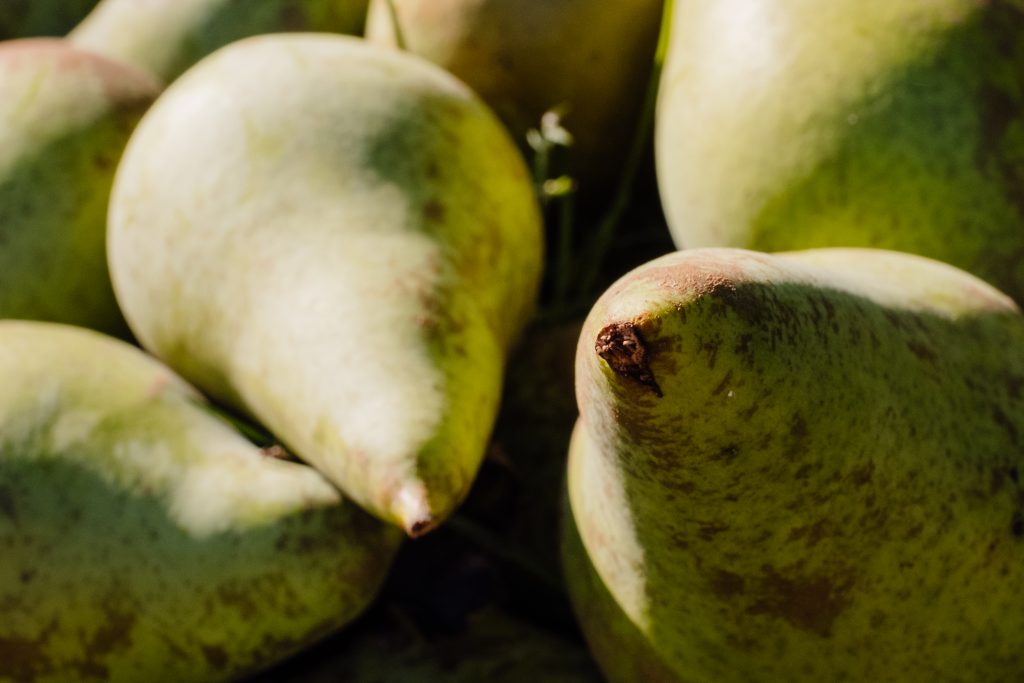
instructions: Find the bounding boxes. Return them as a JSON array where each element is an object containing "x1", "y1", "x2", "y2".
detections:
[
  {"x1": 108, "y1": 35, "x2": 543, "y2": 534},
  {"x1": 0, "y1": 321, "x2": 401, "y2": 683},
  {"x1": 70, "y1": 0, "x2": 370, "y2": 83},
  {"x1": 657, "y1": 0, "x2": 1024, "y2": 302},
  {"x1": 566, "y1": 248, "x2": 1024, "y2": 681},
  {"x1": 0, "y1": 39, "x2": 158, "y2": 336}
]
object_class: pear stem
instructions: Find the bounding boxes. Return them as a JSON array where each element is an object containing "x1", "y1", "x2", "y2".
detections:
[
  {"x1": 395, "y1": 482, "x2": 436, "y2": 538},
  {"x1": 383, "y1": 0, "x2": 408, "y2": 51},
  {"x1": 577, "y1": 0, "x2": 675, "y2": 296}
]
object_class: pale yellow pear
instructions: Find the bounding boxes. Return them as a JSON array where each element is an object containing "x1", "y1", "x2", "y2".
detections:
[{"x1": 107, "y1": 35, "x2": 543, "y2": 535}]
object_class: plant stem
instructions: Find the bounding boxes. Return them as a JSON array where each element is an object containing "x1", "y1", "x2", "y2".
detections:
[
  {"x1": 552, "y1": 185, "x2": 576, "y2": 306},
  {"x1": 384, "y1": 0, "x2": 408, "y2": 51}
]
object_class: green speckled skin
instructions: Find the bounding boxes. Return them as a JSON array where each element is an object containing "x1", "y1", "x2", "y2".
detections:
[
  {"x1": 70, "y1": 0, "x2": 370, "y2": 83},
  {"x1": 657, "y1": 0, "x2": 1024, "y2": 303},
  {"x1": 108, "y1": 35, "x2": 543, "y2": 535},
  {"x1": 566, "y1": 248, "x2": 1024, "y2": 682},
  {"x1": 0, "y1": 321, "x2": 401, "y2": 683},
  {"x1": 0, "y1": 39, "x2": 158, "y2": 336}
]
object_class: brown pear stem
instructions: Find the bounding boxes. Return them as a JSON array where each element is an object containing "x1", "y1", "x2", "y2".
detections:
[{"x1": 596, "y1": 322, "x2": 663, "y2": 397}]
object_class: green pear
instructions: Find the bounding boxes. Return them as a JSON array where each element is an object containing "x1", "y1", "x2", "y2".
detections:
[
  {"x1": 657, "y1": 0, "x2": 1024, "y2": 302},
  {"x1": 561, "y1": 477, "x2": 689, "y2": 683},
  {"x1": 365, "y1": 0, "x2": 664, "y2": 197},
  {"x1": 69, "y1": 0, "x2": 370, "y2": 83},
  {"x1": 0, "y1": 320, "x2": 402, "y2": 683},
  {"x1": 0, "y1": 0, "x2": 99, "y2": 39},
  {"x1": 107, "y1": 34, "x2": 543, "y2": 536},
  {"x1": 564, "y1": 247, "x2": 1024, "y2": 681},
  {"x1": 0, "y1": 39, "x2": 158, "y2": 335}
]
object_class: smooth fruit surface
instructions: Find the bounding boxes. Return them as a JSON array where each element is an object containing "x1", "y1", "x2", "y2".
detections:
[
  {"x1": 108, "y1": 34, "x2": 543, "y2": 535},
  {"x1": 657, "y1": 0, "x2": 1024, "y2": 302}
]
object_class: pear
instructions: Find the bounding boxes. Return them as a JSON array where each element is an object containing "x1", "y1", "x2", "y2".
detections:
[
  {"x1": 107, "y1": 34, "x2": 543, "y2": 536},
  {"x1": 0, "y1": 0, "x2": 99, "y2": 39},
  {"x1": 564, "y1": 247, "x2": 1024, "y2": 681},
  {"x1": 657, "y1": 0, "x2": 1024, "y2": 302},
  {"x1": 0, "y1": 320, "x2": 402, "y2": 683},
  {"x1": 69, "y1": 0, "x2": 370, "y2": 83},
  {"x1": 0, "y1": 39, "x2": 158, "y2": 335},
  {"x1": 365, "y1": 0, "x2": 664, "y2": 197}
]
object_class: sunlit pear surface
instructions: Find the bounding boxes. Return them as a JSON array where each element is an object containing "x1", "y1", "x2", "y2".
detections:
[
  {"x1": 108, "y1": 34, "x2": 543, "y2": 536},
  {"x1": 657, "y1": 0, "x2": 1024, "y2": 302}
]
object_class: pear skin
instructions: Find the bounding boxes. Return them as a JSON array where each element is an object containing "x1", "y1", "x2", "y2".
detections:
[
  {"x1": 566, "y1": 247, "x2": 1024, "y2": 681},
  {"x1": 365, "y1": 0, "x2": 664, "y2": 198},
  {"x1": 560, "y1": 459, "x2": 688, "y2": 683},
  {"x1": 69, "y1": 0, "x2": 370, "y2": 83},
  {"x1": 0, "y1": 320, "x2": 401, "y2": 683},
  {"x1": 657, "y1": 0, "x2": 1024, "y2": 302},
  {"x1": 107, "y1": 35, "x2": 543, "y2": 536},
  {"x1": 0, "y1": 39, "x2": 158, "y2": 336}
]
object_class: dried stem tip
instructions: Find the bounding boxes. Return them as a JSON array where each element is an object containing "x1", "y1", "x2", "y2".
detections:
[{"x1": 596, "y1": 322, "x2": 663, "y2": 397}]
